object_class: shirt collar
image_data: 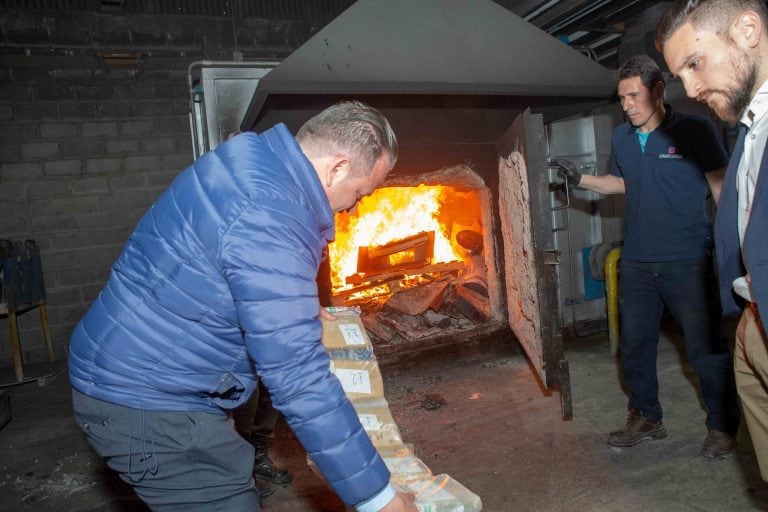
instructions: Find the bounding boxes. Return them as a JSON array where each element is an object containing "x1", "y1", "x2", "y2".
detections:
[{"x1": 740, "y1": 78, "x2": 768, "y2": 129}]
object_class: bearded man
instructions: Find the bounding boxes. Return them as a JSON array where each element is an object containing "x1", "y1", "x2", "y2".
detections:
[{"x1": 659, "y1": 0, "x2": 768, "y2": 480}]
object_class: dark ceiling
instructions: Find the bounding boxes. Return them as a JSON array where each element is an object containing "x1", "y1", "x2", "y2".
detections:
[
  {"x1": 4, "y1": 0, "x2": 675, "y2": 69},
  {"x1": 241, "y1": 0, "x2": 619, "y2": 134},
  {"x1": 497, "y1": 0, "x2": 669, "y2": 69}
]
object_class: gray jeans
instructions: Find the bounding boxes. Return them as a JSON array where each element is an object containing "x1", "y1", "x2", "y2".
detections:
[{"x1": 72, "y1": 389, "x2": 260, "y2": 511}]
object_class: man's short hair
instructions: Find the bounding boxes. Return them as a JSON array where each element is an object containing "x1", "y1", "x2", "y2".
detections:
[
  {"x1": 617, "y1": 55, "x2": 665, "y2": 90},
  {"x1": 656, "y1": 0, "x2": 768, "y2": 52},
  {"x1": 296, "y1": 100, "x2": 398, "y2": 177}
]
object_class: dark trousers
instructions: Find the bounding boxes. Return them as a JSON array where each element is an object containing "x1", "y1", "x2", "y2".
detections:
[
  {"x1": 72, "y1": 389, "x2": 261, "y2": 511},
  {"x1": 232, "y1": 379, "x2": 280, "y2": 443},
  {"x1": 619, "y1": 257, "x2": 740, "y2": 433}
]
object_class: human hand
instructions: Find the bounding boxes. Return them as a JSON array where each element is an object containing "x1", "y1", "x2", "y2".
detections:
[
  {"x1": 318, "y1": 307, "x2": 336, "y2": 321},
  {"x1": 554, "y1": 159, "x2": 581, "y2": 186},
  {"x1": 378, "y1": 491, "x2": 418, "y2": 512}
]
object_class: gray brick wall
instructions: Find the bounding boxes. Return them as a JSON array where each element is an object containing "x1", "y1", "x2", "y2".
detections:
[{"x1": 0, "y1": 6, "x2": 325, "y2": 369}]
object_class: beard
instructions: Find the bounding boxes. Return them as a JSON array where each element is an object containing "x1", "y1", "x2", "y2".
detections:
[{"x1": 702, "y1": 49, "x2": 757, "y2": 124}]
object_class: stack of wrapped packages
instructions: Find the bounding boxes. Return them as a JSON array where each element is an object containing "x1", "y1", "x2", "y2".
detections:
[{"x1": 317, "y1": 306, "x2": 482, "y2": 512}]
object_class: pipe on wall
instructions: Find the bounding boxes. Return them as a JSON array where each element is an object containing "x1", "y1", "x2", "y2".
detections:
[{"x1": 605, "y1": 246, "x2": 622, "y2": 356}]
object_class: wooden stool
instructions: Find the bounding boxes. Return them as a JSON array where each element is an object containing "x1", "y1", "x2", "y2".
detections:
[{"x1": 0, "y1": 240, "x2": 53, "y2": 382}]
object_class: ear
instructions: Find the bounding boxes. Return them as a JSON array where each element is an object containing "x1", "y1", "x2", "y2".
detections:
[
  {"x1": 652, "y1": 80, "x2": 665, "y2": 101},
  {"x1": 731, "y1": 10, "x2": 762, "y2": 49},
  {"x1": 325, "y1": 158, "x2": 352, "y2": 188}
]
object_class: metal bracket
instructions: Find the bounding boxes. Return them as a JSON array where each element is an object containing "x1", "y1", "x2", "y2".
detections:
[{"x1": 543, "y1": 250, "x2": 561, "y2": 266}]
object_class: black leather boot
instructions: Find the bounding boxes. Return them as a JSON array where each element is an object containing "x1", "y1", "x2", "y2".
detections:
[
  {"x1": 256, "y1": 479, "x2": 275, "y2": 501},
  {"x1": 252, "y1": 440, "x2": 293, "y2": 484}
]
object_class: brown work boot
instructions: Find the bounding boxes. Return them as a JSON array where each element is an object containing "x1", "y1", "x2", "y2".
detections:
[
  {"x1": 607, "y1": 408, "x2": 667, "y2": 447},
  {"x1": 701, "y1": 429, "x2": 736, "y2": 459}
]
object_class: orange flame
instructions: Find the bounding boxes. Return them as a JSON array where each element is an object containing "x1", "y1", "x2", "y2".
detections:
[{"x1": 330, "y1": 185, "x2": 462, "y2": 291}]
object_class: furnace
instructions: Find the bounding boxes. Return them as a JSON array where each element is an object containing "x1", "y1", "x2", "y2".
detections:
[
  {"x1": 215, "y1": 0, "x2": 618, "y2": 417},
  {"x1": 328, "y1": 165, "x2": 500, "y2": 351}
]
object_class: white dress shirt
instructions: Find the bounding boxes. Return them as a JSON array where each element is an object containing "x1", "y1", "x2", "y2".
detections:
[{"x1": 734, "y1": 79, "x2": 768, "y2": 302}]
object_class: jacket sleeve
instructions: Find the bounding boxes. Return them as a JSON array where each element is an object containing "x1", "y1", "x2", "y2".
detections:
[{"x1": 219, "y1": 196, "x2": 390, "y2": 506}]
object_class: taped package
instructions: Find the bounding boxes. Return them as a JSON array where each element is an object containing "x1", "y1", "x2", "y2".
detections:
[
  {"x1": 351, "y1": 398, "x2": 406, "y2": 451},
  {"x1": 330, "y1": 359, "x2": 384, "y2": 399},
  {"x1": 321, "y1": 307, "x2": 373, "y2": 350},
  {"x1": 380, "y1": 445, "x2": 432, "y2": 485},
  {"x1": 396, "y1": 474, "x2": 483, "y2": 512},
  {"x1": 318, "y1": 307, "x2": 483, "y2": 511}
]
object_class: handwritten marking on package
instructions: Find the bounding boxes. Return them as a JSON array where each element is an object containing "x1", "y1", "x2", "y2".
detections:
[
  {"x1": 339, "y1": 323, "x2": 366, "y2": 345},
  {"x1": 358, "y1": 414, "x2": 381, "y2": 431},
  {"x1": 335, "y1": 368, "x2": 372, "y2": 394}
]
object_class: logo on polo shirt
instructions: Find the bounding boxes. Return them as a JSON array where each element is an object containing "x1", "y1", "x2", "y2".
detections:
[{"x1": 658, "y1": 146, "x2": 683, "y2": 159}]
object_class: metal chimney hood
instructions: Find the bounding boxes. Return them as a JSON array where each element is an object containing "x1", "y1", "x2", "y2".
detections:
[{"x1": 240, "y1": 0, "x2": 616, "y2": 135}]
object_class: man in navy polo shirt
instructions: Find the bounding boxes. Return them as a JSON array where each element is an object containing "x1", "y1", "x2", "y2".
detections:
[{"x1": 557, "y1": 54, "x2": 740, "y2": 458}]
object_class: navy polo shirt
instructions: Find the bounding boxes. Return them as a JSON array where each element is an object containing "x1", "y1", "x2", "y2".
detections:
[{"x1": 610, "y1": 107, "x2": 728, "y2": 262}]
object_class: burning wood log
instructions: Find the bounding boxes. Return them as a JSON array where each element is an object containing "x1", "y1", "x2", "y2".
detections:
[
  {"x1": 331, "y1": 281, "x2": 400, "y2": 307},
  {"x1": 333, "y1": 261, "x2": 465, "y2": 307},
  {"x1": 357, "y1": 231, "x2": 435, "y2": 274},
  {"x1": 362, "y1": 313, "x2": 395, "y2": 342},
  {"x1": 345, "y1": 261, "x2": 465, "y2": 287},
  {"x1": 453, "y1": 282, "x2": 491, "y2": 321},
  {"x1": 384, "y1": 281, "x2": 449, "y2": 316},
  {"x1": 378, "y1": 313, "x2": 446, "y2": 342},
  {"x1": 454, "y1": 283, "x2": 491, "y2": 321}
]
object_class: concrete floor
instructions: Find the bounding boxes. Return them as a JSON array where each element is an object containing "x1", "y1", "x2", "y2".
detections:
[{"x1": 2, "y1": 320, "x2": 768, "y2": 511}]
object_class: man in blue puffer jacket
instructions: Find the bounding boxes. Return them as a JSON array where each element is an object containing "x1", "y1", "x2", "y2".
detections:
[{"x1": 68, "y1": 101, "x2": 417, "y2": 512}]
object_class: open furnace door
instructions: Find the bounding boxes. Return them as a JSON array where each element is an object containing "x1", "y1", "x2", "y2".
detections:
[{"x1": 497, "y1": 108, "x2": 572, "y2": 420}]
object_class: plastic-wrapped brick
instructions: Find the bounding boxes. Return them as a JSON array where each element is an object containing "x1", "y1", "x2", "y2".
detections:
[
  {"x1": 318, "y1": 307, "x2": 483, "y2": 510},
  {"x1": 321, "y1": 306, "x2": 373, "y2": 350},
  {"x1": 351, "y1": 397, "x2": 406, "y2": 451},
  {"x1": 397, "y1": 474, "x2": 483, "y2": 512},
  {"x1": 380, "y1": 445, "x2": 432, "y2": 485},
  {"x1": 322, "y1": 306, "x2": 377, "y2": 361}
]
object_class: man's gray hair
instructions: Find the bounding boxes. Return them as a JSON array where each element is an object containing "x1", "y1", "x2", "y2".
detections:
[
  {"x1": 296, "y1": 101, "x2": 398, "y2": 177},
  {"x1": 656, "y1": 0, "x2": 768, "y2": 52}
]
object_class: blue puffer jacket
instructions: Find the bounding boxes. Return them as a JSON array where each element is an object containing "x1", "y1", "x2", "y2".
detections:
[{"x1": 68, "y1": 124, "x2": 390, "y2": 506}]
